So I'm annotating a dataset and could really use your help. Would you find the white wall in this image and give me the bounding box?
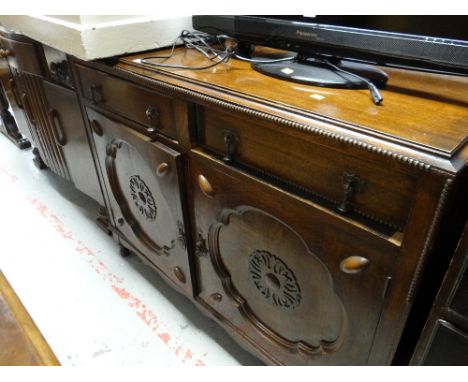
[0,15,192,60]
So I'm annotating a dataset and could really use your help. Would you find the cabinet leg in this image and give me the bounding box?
[0,109,31,150]
[119,245,131,258]
[32,147,47,170]
[96,206,112,236]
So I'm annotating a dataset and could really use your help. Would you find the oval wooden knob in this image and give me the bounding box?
[156,162,169,177]
[340,256,370,274]
[209,293,222,303]
[173,266,186,284]
[90,120,103,136]
[198,174,214,197]
[0,49,12,58]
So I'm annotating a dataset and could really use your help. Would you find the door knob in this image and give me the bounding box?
[340,256,370,274]
[198,174,214,197]
[156,162,169,177]
[0,49,12,58]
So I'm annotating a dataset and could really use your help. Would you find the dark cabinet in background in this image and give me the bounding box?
[411,221,468,365]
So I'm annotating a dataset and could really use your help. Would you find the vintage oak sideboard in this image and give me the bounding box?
[1,29,467,365]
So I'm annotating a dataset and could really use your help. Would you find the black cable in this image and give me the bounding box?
[233,53,296,64]
[139,30,234,71]
[323,59,384,105]
[138,30,384,105]
[139,30,298,71]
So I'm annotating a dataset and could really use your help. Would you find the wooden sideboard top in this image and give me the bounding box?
[115,47,468,171]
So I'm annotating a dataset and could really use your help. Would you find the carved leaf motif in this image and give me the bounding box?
[248,250,301,309]
[208,206,348,356]
[129,175,157,221]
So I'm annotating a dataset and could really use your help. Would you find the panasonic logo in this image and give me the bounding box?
[296,30,318,39]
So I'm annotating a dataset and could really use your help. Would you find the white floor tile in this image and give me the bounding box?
[0,134,263,366]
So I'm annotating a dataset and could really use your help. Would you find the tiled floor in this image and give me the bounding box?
[0,132,263,366]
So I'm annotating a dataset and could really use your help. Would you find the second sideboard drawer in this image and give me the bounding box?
[76,64,178,140]
[196,105,419,232]
[0,34,45,76]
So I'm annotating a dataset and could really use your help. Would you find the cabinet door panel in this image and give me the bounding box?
[43,81,103,204]
[87,108,192,296]
[190,151,397,365]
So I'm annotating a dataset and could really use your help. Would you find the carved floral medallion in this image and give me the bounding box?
[129,175,157,221]
[249,250,301,309]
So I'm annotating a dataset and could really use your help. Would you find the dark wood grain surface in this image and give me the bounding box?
[118,47,468,160]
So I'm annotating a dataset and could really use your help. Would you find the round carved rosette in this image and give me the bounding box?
[249,250,301,310]
[129,175,157,221]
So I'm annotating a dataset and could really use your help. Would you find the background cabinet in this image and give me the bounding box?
[411,221,468,365]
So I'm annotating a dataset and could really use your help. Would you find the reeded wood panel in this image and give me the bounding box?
[87,108,192,296]
[43,80,103,204]
[189,151,398,365]
[13,71,70,180]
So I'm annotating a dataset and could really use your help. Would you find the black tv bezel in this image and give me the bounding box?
[192,15,468,76]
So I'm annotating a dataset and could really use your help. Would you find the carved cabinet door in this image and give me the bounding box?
[87,108,192,296]
[190,151,398,365]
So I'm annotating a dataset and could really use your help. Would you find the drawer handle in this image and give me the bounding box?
[48,108,67,146]
[145,105,160,132]
[90,119,103,136]
[340,256,370,274]
[0,49,12,58]
[223,130,239,163]
[198,174,214,197]
[156,162,169,177]
[89,84,103,105]
[8,79,23,108]
[195,230,208,257]
[338,172,366,214]
[20,92,35,125]
[50,60,71,85]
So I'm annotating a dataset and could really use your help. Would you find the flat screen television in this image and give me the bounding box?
[192,16,468,103]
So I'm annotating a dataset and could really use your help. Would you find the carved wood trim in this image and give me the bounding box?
[406,178,454,303]
[208,205,348,356]
[231,158,404,232]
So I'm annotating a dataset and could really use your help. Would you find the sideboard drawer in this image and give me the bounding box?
[76,64,178,140]
[0,34,45,76]
[196,106,419,232]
